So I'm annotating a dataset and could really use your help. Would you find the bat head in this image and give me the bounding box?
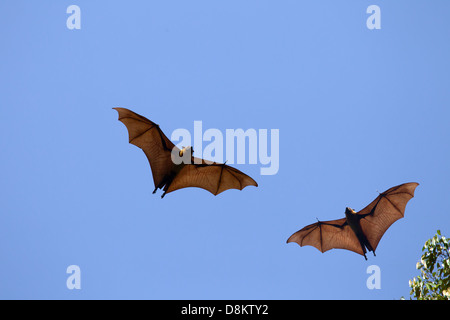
[345,207,357,215]
[179,146,194,157]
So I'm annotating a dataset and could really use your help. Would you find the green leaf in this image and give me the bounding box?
[408,230,450,300]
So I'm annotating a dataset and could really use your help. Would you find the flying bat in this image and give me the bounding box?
[287,182,419,259]
[113,107,258,198]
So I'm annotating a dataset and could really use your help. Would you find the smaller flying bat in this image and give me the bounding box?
[114,107,258,198]
[287,182,419,260]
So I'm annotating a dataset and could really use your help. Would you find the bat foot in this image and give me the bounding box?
[152,188,157,194]
[161,192,166,199]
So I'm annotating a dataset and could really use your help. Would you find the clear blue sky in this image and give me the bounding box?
[1,1,449,299]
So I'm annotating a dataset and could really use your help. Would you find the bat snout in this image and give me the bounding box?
[179,146,194,157]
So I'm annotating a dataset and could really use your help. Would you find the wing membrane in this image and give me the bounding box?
[287,218,365,256]
[357,182,419,251]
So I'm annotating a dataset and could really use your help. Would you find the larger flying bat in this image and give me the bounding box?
[287,182,419,259]
[113,107,258,198]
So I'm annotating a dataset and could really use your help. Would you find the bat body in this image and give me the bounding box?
[344,207,375,257]
[287,182,419,259]
[113,107,258,198]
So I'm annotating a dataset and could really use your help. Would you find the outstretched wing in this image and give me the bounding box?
[113,107,178,189]
[287,218,365,256]
[165,158,258,196]
[357,182,419,252]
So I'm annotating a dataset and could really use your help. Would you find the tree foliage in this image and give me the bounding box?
[409,230,450,300]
